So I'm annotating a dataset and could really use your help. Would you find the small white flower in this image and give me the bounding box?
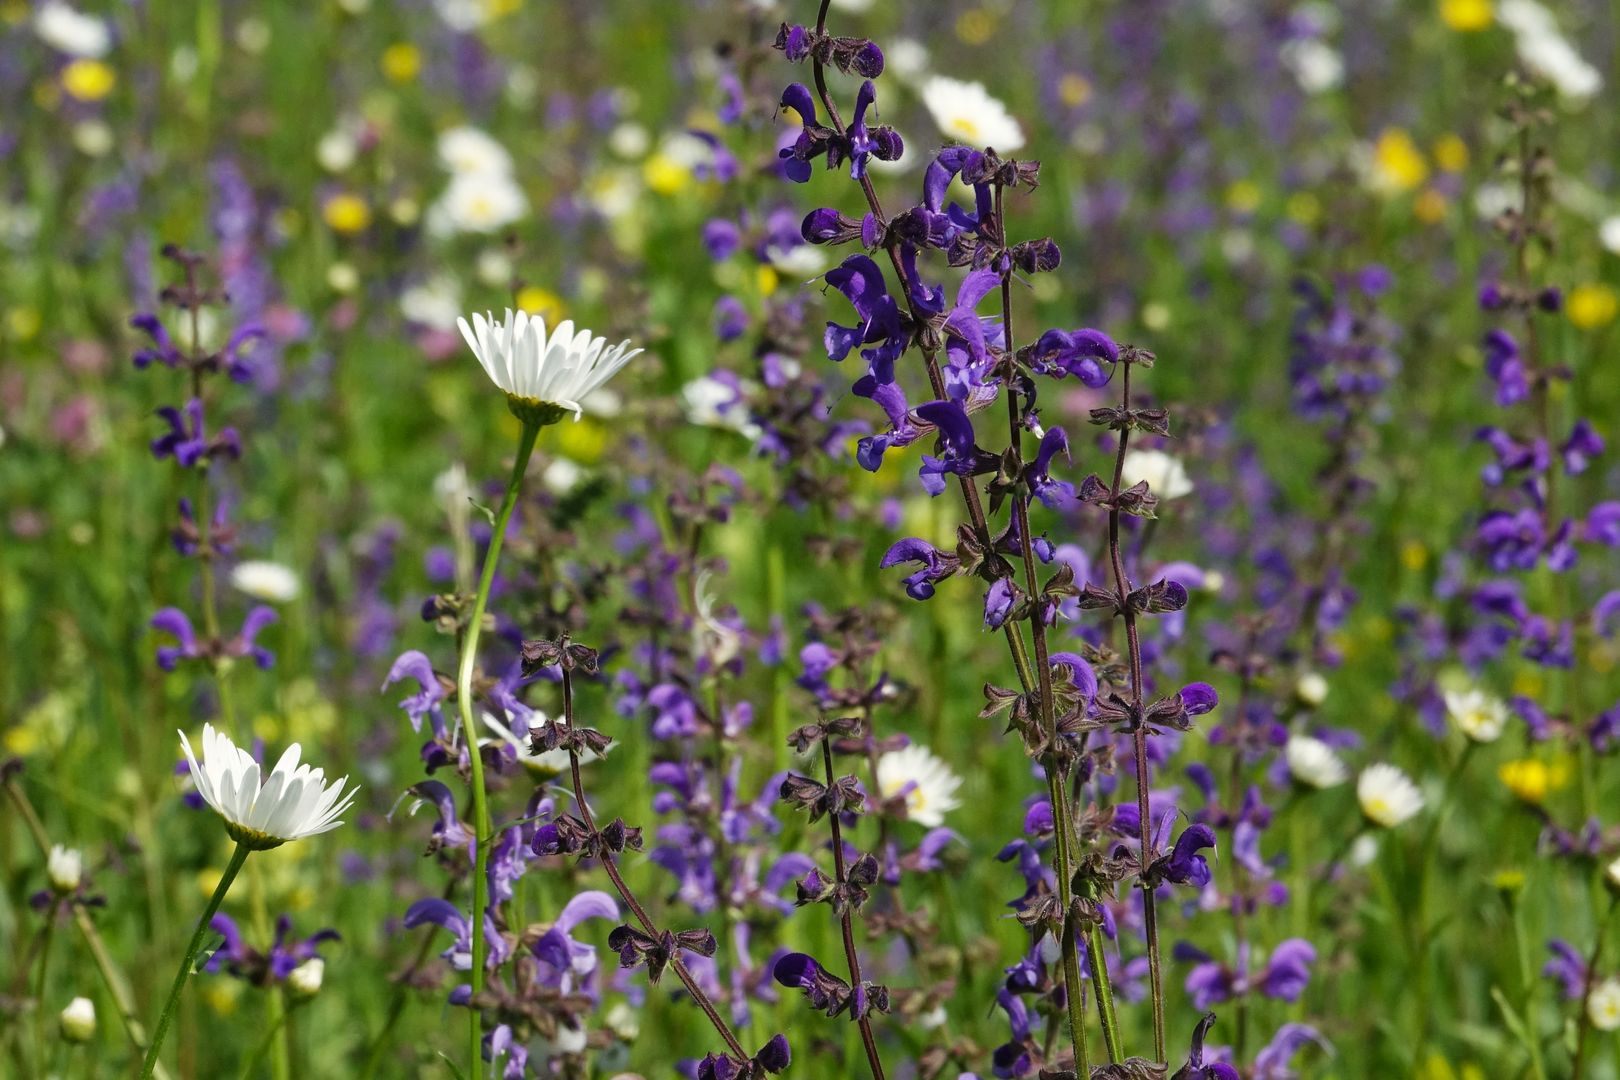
[437,126,515,177]
[230,560,300,604]
[1286,735,1348,789]
[1607,854,1620,890]
[1357,763,1424,828]
[457,310,642,420]
[1280,38,1344,94]
[609,122,650,159]
[886,38,931,83]
[542,457,585,495]
[1444,687,1509,743]
[919,75,1026,152]
[875,744,963,828]
[47,844,83,892]
[1295,671,1329,707]
[287,957,325,998]
[35,1,112,58]
[72,120,114,157]
[681,375,761,440]
[431,171,529,235]
[1498,1,1602,101]
[1602,216,1620,256]
[179,724,357,850]
[317,129,359,173]
[1121,448,1194,500]
[400,276,463,331]
[59,996,96,1043]
[1590,978,1620,1031]
[693,569,743,667]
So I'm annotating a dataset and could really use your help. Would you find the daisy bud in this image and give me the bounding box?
[1294,671,1329,707]
[287,957,324,999]
[47,844,83,893]
[59,996,96,1043]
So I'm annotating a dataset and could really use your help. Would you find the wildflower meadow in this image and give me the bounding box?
[6,0,1620,1077]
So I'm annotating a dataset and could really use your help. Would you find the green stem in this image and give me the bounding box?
[457,420,540,1074]
[1079,882,1125,1061]
[34,916,56,1075]
[1510,891,1549,1080]
[238,1000,293,1080]
[141,842,251,1079]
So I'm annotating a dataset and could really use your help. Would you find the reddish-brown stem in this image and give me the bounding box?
[1105,362,1166,1061]
[819,736,888,1080]
[557,670,748,1060]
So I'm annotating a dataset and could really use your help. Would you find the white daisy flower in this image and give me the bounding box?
[437,126,515,176]
[399,275,463,331]
[34,1,112,59]
[59,997,97,1043]
[179,724,356,850]
[875,744,963,828]
[47,844,83,892]
[1498,1,1602,101]
[431,171,529,235]
[1591,978,1620,1031]
[1121,448,1194,500]
[919,75,1026,152]
[1444,687,1509,743]
[681,375,761,441]
[1285,735,1349,789]
[1356,763,1424,828]
[1279,38,1344,94]
[457,309,642,422]
[230,560,301,604]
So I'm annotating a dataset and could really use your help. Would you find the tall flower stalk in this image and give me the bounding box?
[455,415,539,1071]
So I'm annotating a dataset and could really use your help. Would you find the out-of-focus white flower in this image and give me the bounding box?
[1606,854,1620,890]
[287,957,324,998]
[682,375,761,440]
[326,262,359,293]
[1497,0,1602,101]
[1590,978,1620,1031]
[920,75,1025,152]
[48,844,84,892]
[72,120,114,157]
[179,724,356,849]
[1357,763,1424,828]
[437,126,514,177]
[231,561,300,604]
[317,129,358,173]
[692,569,742,667]
[1121,448,1194,500]
[1286,736,1348,789]
[35,1,112,58]
[235,17,272,54]
[476,248,514,287]
[59,997,97,1043]
[1280,38,1343,93]
[433,0,496,32]
[430,172,528,235]
[886,38,930,83]
[875,744,963,828]
[1601,216,1620,256]
[1444,687,1508,743]
[458,310,642,421]
[543,457,585,495]
[585,168,641,220]
[766,243,827,278]
[400,276,463,331]
[609,123,651,159]
[1295,671,1330,707]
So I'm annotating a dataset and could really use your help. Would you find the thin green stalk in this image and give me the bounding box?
[3,776,170,1079]
[1509,889,1549,1080]
[141,842,251,1079]
[457,419,540,1074]
[34,917,56,1076]
[1572,896,1620,1080]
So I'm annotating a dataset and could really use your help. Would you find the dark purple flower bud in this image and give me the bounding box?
[1180,683,1219,715]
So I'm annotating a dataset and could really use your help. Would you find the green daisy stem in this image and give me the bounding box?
[141,842,251,1079]
[458,418,540,1074]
